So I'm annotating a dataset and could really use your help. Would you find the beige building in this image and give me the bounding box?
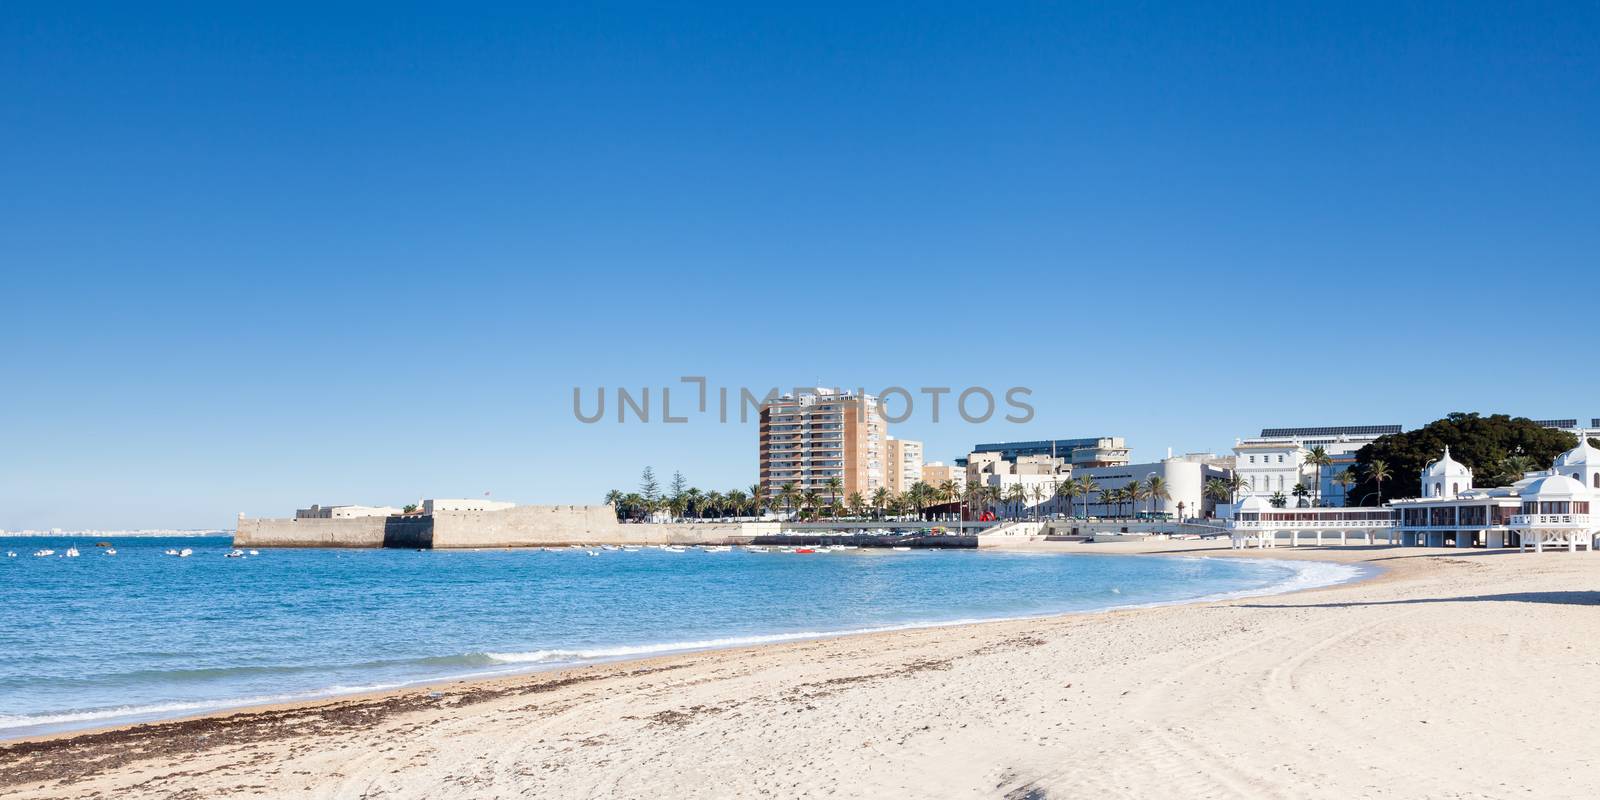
[921,462,967,492]
[882,436,924,495]
[295,504,401,519]
[759,388,886,504]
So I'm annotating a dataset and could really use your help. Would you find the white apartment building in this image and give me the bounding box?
[883,436,924,496]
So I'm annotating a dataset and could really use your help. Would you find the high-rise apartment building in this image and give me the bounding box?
[882,436,924,496]
[759,388,886,504]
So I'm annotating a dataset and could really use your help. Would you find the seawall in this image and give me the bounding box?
[235,505,781,549]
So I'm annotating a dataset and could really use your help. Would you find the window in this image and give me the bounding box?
[1451,482,1459,495]
[1249,456,1256,464]
[1278,455,1284,463]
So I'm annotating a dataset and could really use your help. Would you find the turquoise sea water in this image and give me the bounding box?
[0,535,1362,738]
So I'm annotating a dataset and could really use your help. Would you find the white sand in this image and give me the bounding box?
[6,542,1600,799]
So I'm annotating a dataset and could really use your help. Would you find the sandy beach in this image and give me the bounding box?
[5,542,1599,799]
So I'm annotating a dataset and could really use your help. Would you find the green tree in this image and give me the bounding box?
[846,491,865,519]
[871,487,889,520]
[1349,413,1577,504]
[1366,460,1392,504]
[1291,482,1310,507]
[824,477,844,518]
[1331,470,1356,507]
[1270,491,1288,508]
[640,467,661,505]
[1077,477,1100,518]
[748,483,765,517]
[800,489,822,520]
[778,482,799,520]
[1305,446,1332,506]
[1005,483,1028,519]
[1147,475,1171,517]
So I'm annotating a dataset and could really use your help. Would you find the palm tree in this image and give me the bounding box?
[1077,477,1100,519]
[871,487,889,520]
[1055,479,1081,520]
[1331,470,1356,507]
[1028,483,1047,521]
[1367,459,1392,504]
[908,482,932,520]
[1126,481,1149,518]
[1225,474,1248,505]
[1146,475,1171,518]
[725,490,747,521]
[1291,482,1310,507]
[778,482,799,520]
[824,477,844,519]
[1305,446,1332,506]
[982,484,1002,519]
[887,493,907,521]
[703,490,723,520]
[1269,490,1288,509]
[800,489,822,521]
[846,491,865,519]
[605,489,624,520]
[748,483,765,517]
[1005,484,1028,519]
[937,480,959,521]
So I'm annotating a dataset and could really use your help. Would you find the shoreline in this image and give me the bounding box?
[0,545,1369,743]
[8,541,1598,798]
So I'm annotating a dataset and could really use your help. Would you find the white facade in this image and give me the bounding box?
[1391,442,1600,551]
[1076,457,1228,519]
[1232,425,1398,506]
[423,498,518,514]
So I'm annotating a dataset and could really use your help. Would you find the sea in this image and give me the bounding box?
[0,535,1364,739]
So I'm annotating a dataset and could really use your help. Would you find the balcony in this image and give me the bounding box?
[1510,514,1593,528]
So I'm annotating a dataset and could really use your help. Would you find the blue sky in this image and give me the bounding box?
[3,3,1597,529]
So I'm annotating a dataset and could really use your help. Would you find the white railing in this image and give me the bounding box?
[1231,518,1396,530]
[1510,514,1593,528]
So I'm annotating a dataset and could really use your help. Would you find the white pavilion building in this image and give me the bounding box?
[1391,441,1600,551]
[1229,440,1600,552]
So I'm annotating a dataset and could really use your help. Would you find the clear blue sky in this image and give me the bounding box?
[4,3,1597,529]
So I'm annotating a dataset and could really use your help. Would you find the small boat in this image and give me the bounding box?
[248,550,259,555]
[744,546,769,552]
[704,545,731,552]
[178,548,193,558]
[225,550,245,558]
[891,546,912,551]
[164,549,180,556]
[586,550,600,556]
[65,546,80,558]
[33,549,55,557]
[794,548,817,554]
[103,548,117,556]
[6,551,15,558]
[622,547,641,552]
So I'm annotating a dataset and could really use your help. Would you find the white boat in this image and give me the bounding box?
[64,546,80,557]
[33,549,54,557]
[704,545,732,552]
[622,547,641,552]
[164,549,180,556]
[663,546,687,553]
[6,551,15,558]
[225,550,245,558]
[744,546,770,552]
[586,550,600,556]
[104,548,117,555]
[891,546,912,551]
[178,548,193,558]
[248,550,259,555]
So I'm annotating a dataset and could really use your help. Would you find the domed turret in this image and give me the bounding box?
[1553,439,1600,490]
[1520,473,1587,500]
[1421,446,1473,499]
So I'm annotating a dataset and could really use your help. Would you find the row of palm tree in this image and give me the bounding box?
[611,470,1189,523]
